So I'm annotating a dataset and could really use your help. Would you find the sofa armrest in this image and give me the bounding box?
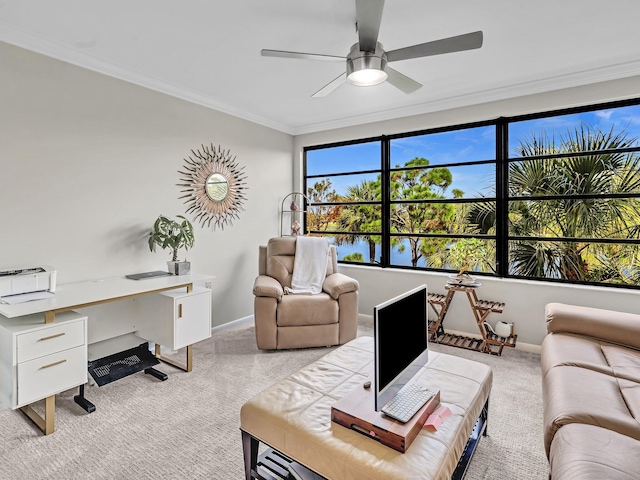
[322,273,359,300]
[253,275,283,301]
[546,302,640,350]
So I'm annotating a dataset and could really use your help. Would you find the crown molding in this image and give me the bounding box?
[291,59,640,135]
[0,23,296,136]
[3,21,640,138]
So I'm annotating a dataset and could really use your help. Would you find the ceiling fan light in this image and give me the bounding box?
[347,68,388,86]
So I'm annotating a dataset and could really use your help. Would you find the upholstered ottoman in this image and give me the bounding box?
[240,336,492,479]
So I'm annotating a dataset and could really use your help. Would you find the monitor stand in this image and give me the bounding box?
[331,379,440,453]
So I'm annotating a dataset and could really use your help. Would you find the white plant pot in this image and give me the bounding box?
[494,321,514,338]
[167,261,191,276]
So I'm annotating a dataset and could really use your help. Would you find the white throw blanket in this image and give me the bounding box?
[285,236,330,295]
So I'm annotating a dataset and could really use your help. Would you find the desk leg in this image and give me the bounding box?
[20,395,55,435]
[155,344,193,372]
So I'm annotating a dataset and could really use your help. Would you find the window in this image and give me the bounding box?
[388,126,496,271]
[306,140,383,264]
[304,99,640,288]
[507,103,640,285]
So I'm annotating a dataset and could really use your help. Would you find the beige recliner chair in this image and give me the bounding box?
[253,237,359,350]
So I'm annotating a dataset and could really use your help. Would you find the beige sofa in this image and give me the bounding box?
[542,303,640,479]
[252,237,359,350]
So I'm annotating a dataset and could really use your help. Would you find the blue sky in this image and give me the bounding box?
[306,104,640,199]
[509,104,640,153]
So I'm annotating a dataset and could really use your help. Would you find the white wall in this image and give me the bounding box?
[295,76,640,349]
[340,266,640,351]
[3,40,639,344]
[0,41,293,328]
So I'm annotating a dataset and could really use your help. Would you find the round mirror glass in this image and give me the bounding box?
[206,173,229,201]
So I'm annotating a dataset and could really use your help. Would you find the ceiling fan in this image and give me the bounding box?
[261,0,483,97]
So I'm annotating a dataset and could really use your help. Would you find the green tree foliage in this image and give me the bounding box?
[509,124,640,282]
[390,158,455,267]
[343,252,365,263]
[448,237,488,275]
[335,179,381,263]
[306,180,341,232]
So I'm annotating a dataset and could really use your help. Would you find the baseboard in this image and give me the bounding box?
[211,315,253,334]
[444,328,541,354]
[209,316,542,354]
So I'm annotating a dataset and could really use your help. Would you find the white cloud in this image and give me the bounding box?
[595,110,613,120]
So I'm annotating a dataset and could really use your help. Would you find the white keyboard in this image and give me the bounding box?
[381,383,435,423]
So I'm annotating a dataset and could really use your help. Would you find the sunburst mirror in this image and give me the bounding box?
[178,144,248,229]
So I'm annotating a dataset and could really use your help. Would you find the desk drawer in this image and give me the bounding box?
[17,345,87,407]
[17,319,85,363]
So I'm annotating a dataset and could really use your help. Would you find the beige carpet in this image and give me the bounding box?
[0,316,549,479]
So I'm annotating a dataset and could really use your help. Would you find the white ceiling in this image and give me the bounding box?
[2,0,640,135]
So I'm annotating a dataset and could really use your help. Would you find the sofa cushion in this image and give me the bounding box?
[266,237,296,287]
[550,423,640,480]
[266,237,334,288]
[542,333,640,384]
[277,293,339,327]
[543,364,640,456]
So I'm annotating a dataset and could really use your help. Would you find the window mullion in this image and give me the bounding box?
[381,136,390,267]
[496,118,509,277]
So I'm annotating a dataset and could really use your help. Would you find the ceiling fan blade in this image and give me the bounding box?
[386,67,422,94]
[355,0,385,52]
[312,73,347,98]
[386,31,483,63]
[261,49,345,62]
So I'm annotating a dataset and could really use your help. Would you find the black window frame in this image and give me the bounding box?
[303,97,640,290]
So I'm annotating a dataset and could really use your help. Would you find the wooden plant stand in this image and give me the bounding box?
[428,284,517,356]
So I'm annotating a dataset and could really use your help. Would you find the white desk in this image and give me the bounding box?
[0,273,214,435]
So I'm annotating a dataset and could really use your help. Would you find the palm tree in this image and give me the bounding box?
[335,179,381,263]
[509,124,640,282]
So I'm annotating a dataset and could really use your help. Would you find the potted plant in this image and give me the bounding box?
[148,215,195,275]
[448,237,487,279]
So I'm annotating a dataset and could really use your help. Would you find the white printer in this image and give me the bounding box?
[0,266,57,299]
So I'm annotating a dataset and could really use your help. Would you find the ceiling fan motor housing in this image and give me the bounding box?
[347,42,388,86]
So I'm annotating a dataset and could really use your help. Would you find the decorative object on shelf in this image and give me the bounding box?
[148,215,195,275]
[178,143,248,230]
[448,237,487,278]
[281,192,308,237]
[494,321,515,338]
[447,274,479,287]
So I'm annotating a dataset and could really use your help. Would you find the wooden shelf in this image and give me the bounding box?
[428,283,516,356]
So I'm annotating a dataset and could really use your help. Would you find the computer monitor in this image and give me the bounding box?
[374,284,429,411]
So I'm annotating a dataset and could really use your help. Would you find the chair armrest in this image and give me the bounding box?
[253,275,283,301]
[322,273,359,300]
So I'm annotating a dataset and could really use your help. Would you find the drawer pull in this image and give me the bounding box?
[178,304,183,318]
[40,359,67,370]
[39,332,66,341]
